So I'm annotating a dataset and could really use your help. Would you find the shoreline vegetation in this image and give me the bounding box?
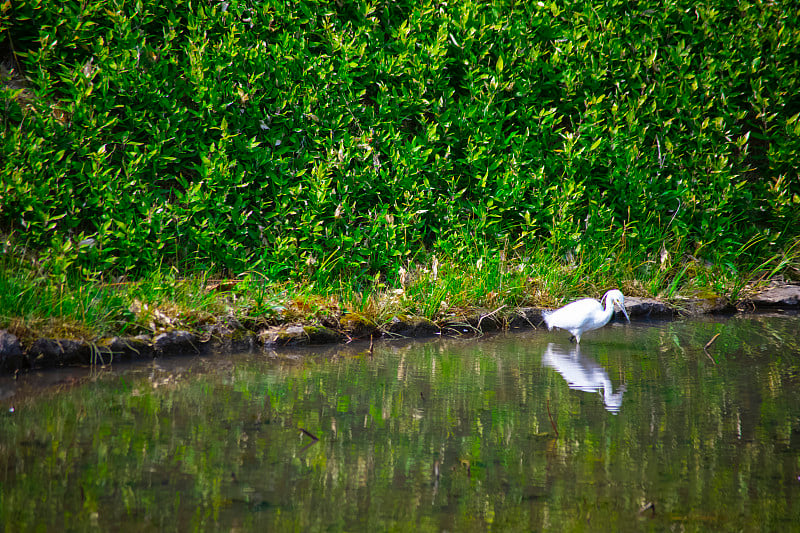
[1,281,800,373]
[2,274,799,374]
[2,0,799,372]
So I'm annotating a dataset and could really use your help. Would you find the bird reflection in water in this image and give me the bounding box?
[542,342,625,414]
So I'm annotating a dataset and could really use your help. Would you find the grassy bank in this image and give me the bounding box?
[2,0,799,340]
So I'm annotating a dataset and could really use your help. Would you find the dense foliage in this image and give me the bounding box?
[2,0,799,284]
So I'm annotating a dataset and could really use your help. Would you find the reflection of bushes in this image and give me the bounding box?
[2,318,798,529]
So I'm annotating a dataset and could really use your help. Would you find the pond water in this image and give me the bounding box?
[2,314,800,531]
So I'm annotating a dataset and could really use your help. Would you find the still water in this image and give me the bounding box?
[2,315,799,531]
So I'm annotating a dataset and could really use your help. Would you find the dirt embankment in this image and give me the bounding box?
[2,284,798,375]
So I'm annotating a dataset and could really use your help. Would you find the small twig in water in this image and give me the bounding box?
[535,309,548,329]
[704,333,720,350]
[300,428,319,441]
[477,305,506,331]
[298,440,318,455]
[514,308,538,329]
[546,399,559,438]
[703,333,720,364]
[638,501,656,517]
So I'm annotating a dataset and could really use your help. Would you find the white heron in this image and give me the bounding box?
[543,289,630,343]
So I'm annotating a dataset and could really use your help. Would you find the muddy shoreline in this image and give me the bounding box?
[1,284,798,375]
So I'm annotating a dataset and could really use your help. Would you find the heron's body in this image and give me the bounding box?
[543,289,630,343]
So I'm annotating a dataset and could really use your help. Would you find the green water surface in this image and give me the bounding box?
[2,315,799,531]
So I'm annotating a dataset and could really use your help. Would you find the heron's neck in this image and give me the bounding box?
[602,295,615,321]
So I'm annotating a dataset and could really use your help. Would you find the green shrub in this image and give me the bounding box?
[2,0,798,286]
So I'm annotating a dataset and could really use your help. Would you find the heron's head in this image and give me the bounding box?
[604,289,630,322]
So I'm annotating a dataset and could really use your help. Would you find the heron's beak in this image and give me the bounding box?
[617,301,630,322]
